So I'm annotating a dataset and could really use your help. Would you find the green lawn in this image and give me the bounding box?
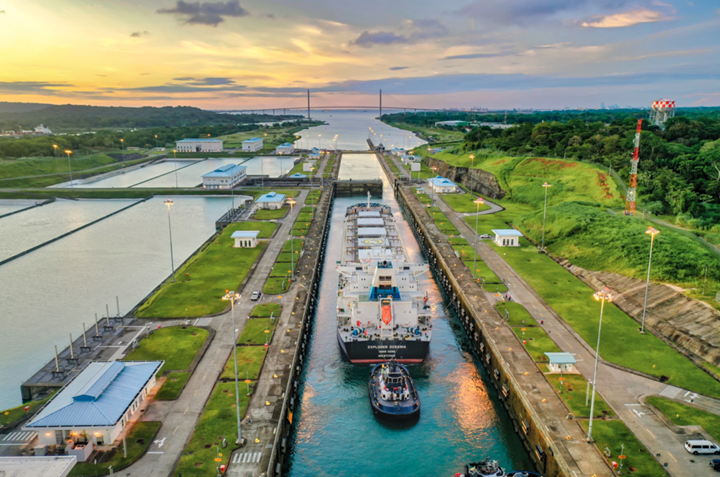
[223,221,277,238]
[441,193,492,213]
[136,228,270,318]
[282,239,304,253]
[579,420,667,477]
[461,259,506,291]
[253,207,287,220]
[270,262,294,277]
[276,252,295,263]
[428,207,460,235]
[238,319,276,345]
[250,303,282,317]
[123,326,208,374]
[156,372,191,401]
[0,393,53,426]
[173,383,250,477]
[496,302,537,326]
[69,422,161,476]
[496,238,720,398]
[647,396,720,443]
[547,373,614,418]
[292,227,309,237]
[402,161,434,179]
[512,327,562,362]
[222,346,267,380]
[263,277,290,295]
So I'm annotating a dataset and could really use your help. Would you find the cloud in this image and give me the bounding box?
[130,30,150,37]
[0,81,70,95]
[173,77,236,85]
[407,19,448,41]
[109,77,246,93]
[455,0,631,26]
[389,66,409,71]
[581,8,669,27]
[157,0,249,26]
[352,31,407,47]
[351,19,448,48]
[96,74,107,77]
[442,53,509,60]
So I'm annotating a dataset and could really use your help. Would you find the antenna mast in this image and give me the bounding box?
[625,119,642,216]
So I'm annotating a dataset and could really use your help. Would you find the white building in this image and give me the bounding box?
[175,138,223,153]
[275,143,295,155]
[427,176,458,193]
[24,361,162,460]
[0,456,77,477]
[492,229,523,247]
[242,137,263,152]
[544,352,577,374]
[232,230,260,248]
[390,148,406,157]
[255,191,286,210]
[34,124,53,135]
[202,164,247,190]
[307,152,321,160]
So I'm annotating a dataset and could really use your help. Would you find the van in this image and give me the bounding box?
[685,440,720,455]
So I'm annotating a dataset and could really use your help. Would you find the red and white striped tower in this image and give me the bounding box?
[650,99,675,128]
[625,119,643,216]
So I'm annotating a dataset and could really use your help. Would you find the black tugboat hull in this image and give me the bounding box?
[338,332,429,364]
[368,363,421,419]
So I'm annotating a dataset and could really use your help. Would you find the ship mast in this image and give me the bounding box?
[367,190,371,208]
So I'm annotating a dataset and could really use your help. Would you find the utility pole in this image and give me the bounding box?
[379,89,382,119]
[307,89,311,121]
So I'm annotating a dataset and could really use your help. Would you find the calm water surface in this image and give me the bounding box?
[284,155,532,476]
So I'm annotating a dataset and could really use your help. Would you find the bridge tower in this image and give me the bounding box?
[379,89,382,119]
[307,89,311,121]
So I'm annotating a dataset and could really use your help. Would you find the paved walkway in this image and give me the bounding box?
[314,152,332,178]
[433,195,717,477]
[127,190,308,477]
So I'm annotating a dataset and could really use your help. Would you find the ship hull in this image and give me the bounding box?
[337,331,428,364]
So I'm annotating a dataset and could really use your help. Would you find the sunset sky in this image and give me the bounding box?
[1,0,719,109]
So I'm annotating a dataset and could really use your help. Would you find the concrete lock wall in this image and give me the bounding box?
[393,182,573,477]
[334,180,383,197]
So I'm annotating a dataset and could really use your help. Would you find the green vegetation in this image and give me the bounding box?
[496,302,537,327]
[383,120,465,143]
[222,346,267,380]
[156,372,191,401]
[173,383,249,477]
[460,260,507,292]
[222,221,277,238]
[441,193,492,213]
[123,326,208,374]
[263,277,290,294]
[282,239,304,253]
[137,223,275,318]
[250,303,282,317]
[254,207,287,220]
[217,121,321,149]
[512,327,561,362]
[70,422,161,476]
[0,393,53,426]
[402,160,434,179]
[579,420,667,477]
[548,373,613,418]
[238,318,276,345]
[270,262,294,277]
[647,396,720,443]
[427,207,460,235]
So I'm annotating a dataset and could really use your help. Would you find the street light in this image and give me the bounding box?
[64,150,74,189]
[472,197,485,280]
[288,198,297,279]
[640,227,660,334]
[587,288,613,443]
[164,199,176,283]
[541,182,552,252]
[469,154,475,168]
[53,144,59,173]
[154,134,158,148]
[430,165,438,204]
[309,167,315,210]
[222,291,245,445]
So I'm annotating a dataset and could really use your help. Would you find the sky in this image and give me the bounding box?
[1,0,719,110]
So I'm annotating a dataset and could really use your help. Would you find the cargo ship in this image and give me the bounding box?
[336,194,432,364]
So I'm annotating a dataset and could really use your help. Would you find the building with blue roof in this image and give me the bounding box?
[275,142,295,155]
[242,137,263,152]
[427,176,458,193]
[201,163,247,190]
[287,173,307,179]
[492,229,523,247]
[175,138,223,153]
[25,361,162,458]
[255,191,286,210]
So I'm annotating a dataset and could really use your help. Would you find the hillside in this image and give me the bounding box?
[0,102,52,114]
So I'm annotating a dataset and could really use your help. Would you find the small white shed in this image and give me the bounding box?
[492,229,523,247]
[232,230,260,248]
[544,352,577,373]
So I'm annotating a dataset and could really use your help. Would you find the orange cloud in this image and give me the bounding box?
[581,8,669,28]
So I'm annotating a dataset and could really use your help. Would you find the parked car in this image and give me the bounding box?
[685,440,720,455]
[710,459,720,471]
[250,291,262,301]
[480,234,491,239]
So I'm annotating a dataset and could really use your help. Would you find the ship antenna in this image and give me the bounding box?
[367,190,371,208]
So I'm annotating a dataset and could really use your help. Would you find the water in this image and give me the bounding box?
[284,155,532,476]
[293,110,426,151]
[0,199,136,262]
[0,201,37,216]
[338,153,383,181]
[138,159,248,188]
[50,161,196,189]
[240,156,296,177]
[0,196,235,408]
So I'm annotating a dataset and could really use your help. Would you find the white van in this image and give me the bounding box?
[685,440,720,455]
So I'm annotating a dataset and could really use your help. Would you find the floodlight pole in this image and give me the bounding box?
[541,182,551,252]
[223,292,244,445]
[640,227,659,334]
[588,289,613,443]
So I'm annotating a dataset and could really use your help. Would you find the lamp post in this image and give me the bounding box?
[288,198,297,279]
[164,199,176,282]
[64,150,74,189]
[52,144,59,173]
[222,291,245,445]
[430,165,438,204]
[472,197,485,280]
[469,154,475,168]
[640,227,660,334]
[154,134,158,148]
[310,166,315,210]
[120,138,124,159]
[587,289,613,443]
[541,182,552,252]
[318,133,321,148]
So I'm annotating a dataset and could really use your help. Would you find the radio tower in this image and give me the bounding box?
[625,119,643,216]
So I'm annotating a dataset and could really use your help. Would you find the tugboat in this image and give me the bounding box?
[454,459,506,477]
[507,472,542,477]
[368,360,420,419]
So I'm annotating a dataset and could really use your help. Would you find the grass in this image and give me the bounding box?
[276,252,294,263]
[237,318,276,345]
[402,160,434,179]
[703,362,720,379]
[253,207,287,220]
[0,393,53,426]
[270,262,294,277]
[69,421,161,476]
[647,396,720,443]
[461,259,507,292]
[123,326,208,374]
[428,207,460,235]
[496,302,537,326]
[264,277,290,294]
[222,221,277,238]
[384,121,465,143]
[282,239,304,253]
[579,420,667,477]
[250,303,282,317]
[156,372,191,401]
[495,237,720,398]
[173,383,249,477]
[512,327,562,362]
[547,373,613,418]
[222,346,267,380]
[136,224,273,318]
[216,122,317,148]
[441,193,492,213]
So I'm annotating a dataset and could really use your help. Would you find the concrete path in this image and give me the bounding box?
[433,195,717,477]
[314,152,332,178]
[127,191,308,477]
[460,197,504,216]
[385,153,411,179]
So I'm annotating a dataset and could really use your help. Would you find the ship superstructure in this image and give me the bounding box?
[336,193,431,363]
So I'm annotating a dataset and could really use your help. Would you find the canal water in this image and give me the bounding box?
[0,196,235,408]
[284,154,532,476]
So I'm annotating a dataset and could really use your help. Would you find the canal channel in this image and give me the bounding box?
[283,153,533,476]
